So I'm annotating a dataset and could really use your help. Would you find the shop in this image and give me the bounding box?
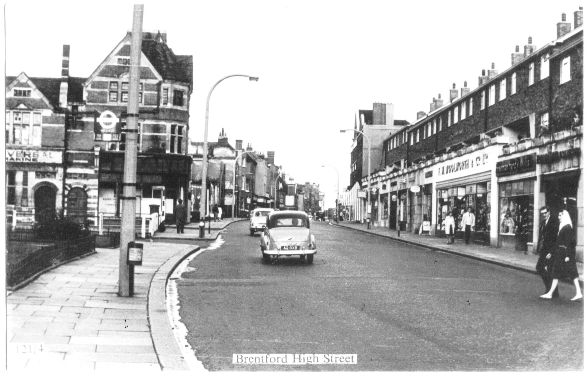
[432,145,501,245]
[496,154,537,252]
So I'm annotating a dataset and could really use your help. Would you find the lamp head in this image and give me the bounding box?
[249,76,259,82]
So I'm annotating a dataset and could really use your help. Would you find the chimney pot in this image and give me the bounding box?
[491,62,495,69]
[528,36,533,44]
[464,81,467,87]
[482,69,486,75]
[438,93,441,99]
[562,13,567,22]
[515,45,520,52]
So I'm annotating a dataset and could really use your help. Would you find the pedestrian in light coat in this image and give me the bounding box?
[540,209,583,301]
[462,207,475,245]
[444,211,455,244]
[535,206,559,297]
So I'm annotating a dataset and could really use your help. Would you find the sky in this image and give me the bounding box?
[2,0,582,207]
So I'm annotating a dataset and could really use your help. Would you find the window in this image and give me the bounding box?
[427,122,432,137]
[540,54,550,80]
[14,89,31,97]
[173,90,184,106]
[468,98,473,116]
[162,88,169,105]
[7,171,16,205]
[122,82,129,91]
[109,82,118,90]
[480,91,486,110]
[528,63,535,86]
[121,91,129,103]
[488,85,495,106]
[560,56,571,84]
[511,73,517,95]
[109,91,118,102]
[460,102,466,120]
[448,111,452,127]
[141,123,167,153]
[453,107,459,123]
[410,132,414,146]
[21,172,28,206]
[416,129,420,143]
[13,112,22,123]
[539,112,550,134]
[117,58,131,65]
[33,112,41,125]
[499,79,506,101]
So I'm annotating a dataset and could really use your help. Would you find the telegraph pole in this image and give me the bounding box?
[119,4,143,297]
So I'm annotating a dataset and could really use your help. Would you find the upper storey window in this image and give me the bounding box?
[173,90,185,106]
[528,63,535,86]
[560,56,571,84]
[14,89,31,97]
[540,54,550,80]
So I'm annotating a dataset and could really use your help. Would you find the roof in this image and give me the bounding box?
[5,75,85,108]
[135,33,193,85]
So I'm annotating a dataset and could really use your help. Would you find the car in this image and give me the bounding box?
[260,210,317,264]
[249,208,273,236]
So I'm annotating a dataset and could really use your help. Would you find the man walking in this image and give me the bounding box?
[175,199,187,234]
[462,207,475,245]
[536,206,559,297]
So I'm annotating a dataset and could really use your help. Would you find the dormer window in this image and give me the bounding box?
[14,89,31,97]
[117,57,131,65]
[173,90,185,106]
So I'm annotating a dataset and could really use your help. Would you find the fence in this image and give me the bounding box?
[94,212,162,239]
[6,234,96,288]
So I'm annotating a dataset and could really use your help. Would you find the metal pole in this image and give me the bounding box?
[199,75,258,223]
[119,4,143,297]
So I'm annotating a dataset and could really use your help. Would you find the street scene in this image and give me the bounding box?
[3,0,585,373]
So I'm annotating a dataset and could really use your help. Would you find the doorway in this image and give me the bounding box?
[35,185,57,222]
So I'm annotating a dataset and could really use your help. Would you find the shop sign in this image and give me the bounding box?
[496,154,536,177]
[97,110,119,130]
[425,171,433,179]
[436,147,499,181]
[537,148,581,164]
[410,186,421,193]
[357,191,367,198]
[391,194,397,201]
[6,149,62,163]
[422,221,431,232]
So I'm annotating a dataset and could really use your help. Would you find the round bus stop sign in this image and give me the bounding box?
[97,110,119,130]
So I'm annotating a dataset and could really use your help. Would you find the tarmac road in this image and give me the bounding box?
[175,220,583,371]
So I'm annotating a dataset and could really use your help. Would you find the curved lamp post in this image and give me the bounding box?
[321,164,340,223]
[340,128,371,228]
[200,74,258,221]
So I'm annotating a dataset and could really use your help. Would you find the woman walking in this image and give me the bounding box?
[540,209,583,301]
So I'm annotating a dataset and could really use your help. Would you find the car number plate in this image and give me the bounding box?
[281,245,299,250]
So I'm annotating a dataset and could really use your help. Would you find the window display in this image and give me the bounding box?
[437,181,491,236]
[499,179,534,242]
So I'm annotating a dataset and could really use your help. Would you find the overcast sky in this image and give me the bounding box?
[3,0,581,206]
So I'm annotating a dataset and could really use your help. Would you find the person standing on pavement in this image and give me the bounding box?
[535,206,560,297]
[218,206,223,221]
[175,199,187,234]
[444,211,455,244]
[540,209,583,301]
[462,207,475,245]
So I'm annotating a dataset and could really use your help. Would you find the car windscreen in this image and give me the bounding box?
[268,215,309,229]
[255,210,272,217]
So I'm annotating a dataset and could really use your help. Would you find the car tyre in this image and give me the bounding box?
[250,229,254,236]
[262,253,270,264]
[307,254,314,264]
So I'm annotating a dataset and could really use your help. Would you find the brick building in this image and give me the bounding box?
[368,9,583,257]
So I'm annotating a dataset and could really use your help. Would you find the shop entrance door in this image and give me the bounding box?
[390,200,397,229]
[67,187,88,224]
[543,172,579,227]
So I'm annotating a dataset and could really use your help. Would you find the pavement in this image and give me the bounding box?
[331,220,583,283]
[6,217,582,371]
[5,218,244,372]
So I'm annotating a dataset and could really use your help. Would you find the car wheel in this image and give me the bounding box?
[307,254,314,264]
[250,229,254,236]
[299,255,305,261]
[262,253,270,264]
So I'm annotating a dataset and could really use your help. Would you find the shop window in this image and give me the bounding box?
[21,172,28,206]
[560,56,571,84]
[436,182,491,234]
[499,180,534,241]
[7,171,16,205]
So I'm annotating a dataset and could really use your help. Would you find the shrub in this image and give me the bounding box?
[33,216,89,240]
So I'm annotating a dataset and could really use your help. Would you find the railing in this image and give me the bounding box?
[96,212,162,238]
[7,234,96,288]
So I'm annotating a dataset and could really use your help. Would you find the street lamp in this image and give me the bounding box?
[340,128,372,228]
[321,164,340,223]
[200,75,258,221]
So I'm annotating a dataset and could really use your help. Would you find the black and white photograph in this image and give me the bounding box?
[2,0,584,373]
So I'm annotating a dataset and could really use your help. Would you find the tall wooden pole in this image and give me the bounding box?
[119,4,143,297]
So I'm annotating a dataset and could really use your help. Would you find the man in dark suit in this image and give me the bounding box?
[175,199,187,234]
[535,206,559,297]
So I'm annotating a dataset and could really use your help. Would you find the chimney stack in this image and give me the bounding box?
[429,97,436,113]
[478,69,489,86]
[461,81,470,97]
[488,62,498,79]
[267,151,275,165]
[449,83,459,102]
[417,111,427,120]
[434,94,443,110]
[557,13,572,38]
[246,143,253,151]
[524,36,535,57]
[59,44,70,108]
[235,139,243,151]
[511,45,524,66]
[574,6,583,28]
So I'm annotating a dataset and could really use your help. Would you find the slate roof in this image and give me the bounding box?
[136,33,193,86]
[5,76,85,108]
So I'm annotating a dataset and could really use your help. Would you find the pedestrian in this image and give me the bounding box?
[175,199,186,234]
[462,207,475,245]
[218,206,223,221]
[212,204,219,222]
[540,209,583,301]
[444,211,455,244]
[535,206,559,297]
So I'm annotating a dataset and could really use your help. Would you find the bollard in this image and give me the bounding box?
[199,221,205,238]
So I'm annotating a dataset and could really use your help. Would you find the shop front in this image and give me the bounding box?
[432,145,501,245]
[496,154,537,252]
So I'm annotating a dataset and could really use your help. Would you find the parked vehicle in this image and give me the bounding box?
[249,208,273,236]
[260,210,317,264]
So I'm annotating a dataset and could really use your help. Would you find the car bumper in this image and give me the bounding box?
[263,249,317,256]
[250,226,266,231]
